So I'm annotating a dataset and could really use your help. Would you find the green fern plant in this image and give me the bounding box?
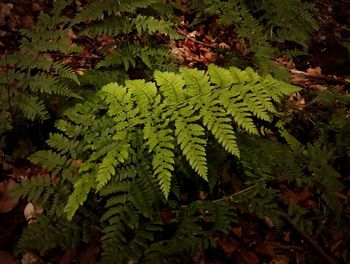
[10,65,299,263]
[0,0,181,155]
[189,0,317,77]
[250,0,319,50]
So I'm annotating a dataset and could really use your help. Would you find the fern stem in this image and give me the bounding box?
[213,179,277,203]
[281,212,338,264]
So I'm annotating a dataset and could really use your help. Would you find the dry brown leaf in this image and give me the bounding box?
[269,254,289,264]
[58,248,77,264]
[239,249,259,264]
[217,236,239,256]
[160,208,173,225]
[280,185,299,205]
[306,66,322,77]
[255,241,276,258]
[21,252,45,264]
[0,251,16,264]
[264,216,274,228]
[0,3,12,19]
[31,3,42,13]
[22,15,34,29]
[232,227,242,237]
[288,93,305,111]
[24,202,35,222]
[78,238,100,264]
[218,42,230,49]
[0,178,19,213]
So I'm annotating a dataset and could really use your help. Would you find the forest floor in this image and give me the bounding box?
[0,0,349,264]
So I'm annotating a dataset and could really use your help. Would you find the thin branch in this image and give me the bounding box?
[281,213,338,264]
[175,27,216,48]
[290,69,350,85]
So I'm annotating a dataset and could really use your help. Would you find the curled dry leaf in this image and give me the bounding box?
[288,92,305,111]
[21,251,45,264]
[0,178,19,213]
[306,66,322,77]
[24,202,35,222]
[218,42,230,49]
[24,202,44,223]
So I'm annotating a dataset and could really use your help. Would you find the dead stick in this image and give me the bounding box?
[290,69,350,85]
[281,213,338,264]
[175,27,216,48]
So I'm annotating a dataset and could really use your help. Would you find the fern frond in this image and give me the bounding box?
[97,42,173,71]
[10,175,52,203]
[64,173,95,220]
[71,0,162,25]
[96,143,130,190]
[28,150,68,174]
[144,121,175,198]
[12,93,49,122]
[46,133,79,157]
[175,120,208,180]
[28,74,78,97]
[154,71,186,103]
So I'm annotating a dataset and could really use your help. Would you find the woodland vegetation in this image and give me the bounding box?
[0,0,349,263]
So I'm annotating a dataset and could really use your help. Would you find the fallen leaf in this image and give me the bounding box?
[0,3,12,18]
[22,15,34,29]
[31,3,42,12]
[239,249,259,264]
[24,202,35,222]
[160,208,173,225]
[0,178,19,213]
[0,251,16,264]
[21,251,45,264]
[280,185,298,204]
[306,67,322,77]
[78,238,100,264]
[232,227,242,237]
[218,42,230,49]
[217,236,239,256]
[264,216,274,228]
[255,241,275,258]
[269,254,289,264]
[58,248,77,264]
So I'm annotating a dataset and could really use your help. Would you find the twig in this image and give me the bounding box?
[290,69,350,85]
[281,213,338,264]
[175,27,216,48]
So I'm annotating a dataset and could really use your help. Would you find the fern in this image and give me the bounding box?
[15,65,298,262]
[251,0,318,49]
[80,14,179,38]
[15,214,90,255]
[71,0,162,25]
[12,93,49,122]
[29,150,69,175]
[10,175,53,204]
[97,42,176,72]
[33,65,298,219]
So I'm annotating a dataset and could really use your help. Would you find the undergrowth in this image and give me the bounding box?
[1,0,348,263]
